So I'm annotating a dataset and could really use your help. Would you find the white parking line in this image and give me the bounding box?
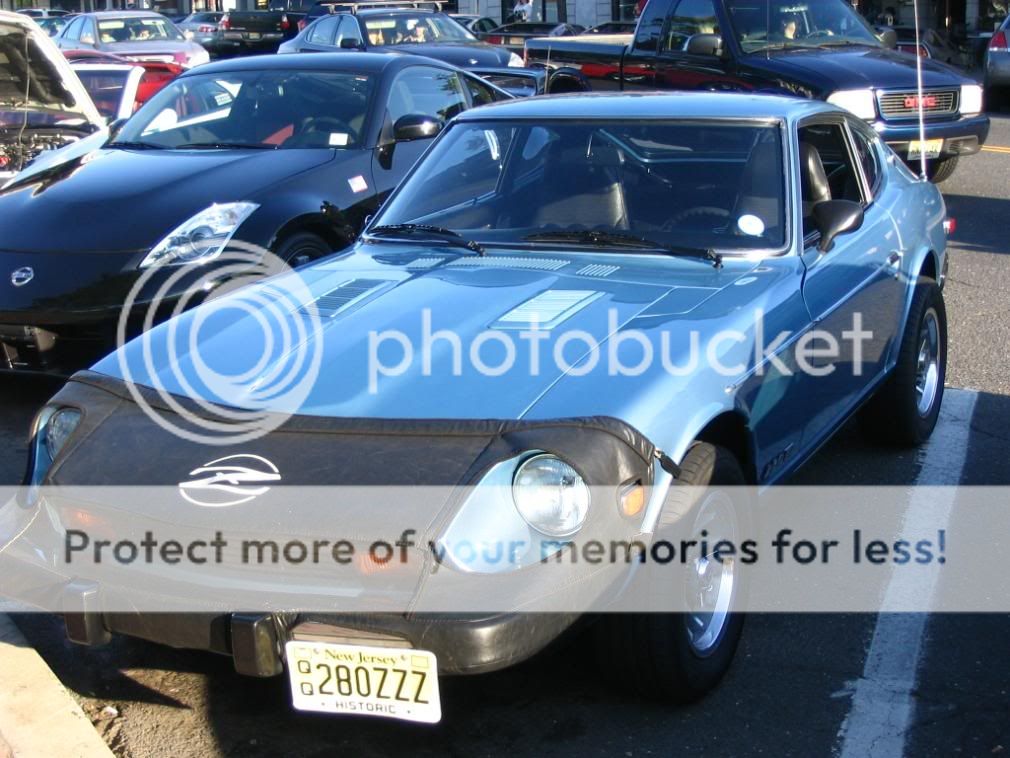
[835,388,978,758]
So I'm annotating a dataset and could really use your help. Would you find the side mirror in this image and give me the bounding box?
[339,37,363,49]
[876,27,897,48]
[393,114,442,142]
[685,32,722,56]
[813,199,864,253]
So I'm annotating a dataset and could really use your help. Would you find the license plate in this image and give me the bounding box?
[908,138,943,160]
[509,36,524,45]
[285,641,440,723]
[247,32,262,40]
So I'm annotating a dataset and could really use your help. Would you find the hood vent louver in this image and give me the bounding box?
[295,279,388,319]
[492,289,602,330]
[576,263,620,278]
[447,257,569,271]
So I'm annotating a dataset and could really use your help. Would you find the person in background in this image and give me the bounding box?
[512,0,534,22]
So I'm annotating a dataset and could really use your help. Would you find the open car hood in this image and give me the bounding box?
[0,11,104,128]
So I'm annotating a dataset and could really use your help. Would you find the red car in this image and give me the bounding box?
[63,49,183,118]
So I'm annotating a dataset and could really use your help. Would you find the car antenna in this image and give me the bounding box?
[912,0,928,180]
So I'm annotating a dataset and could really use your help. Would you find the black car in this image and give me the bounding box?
[278,8,524,67]
[0,53,510,373]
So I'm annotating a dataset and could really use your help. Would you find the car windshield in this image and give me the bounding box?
[363,14,475,45]
[371,120,787,254]
[74,69,132,119]
[98,17,185,43]
[726,0,880,53]
[115,69,375,149]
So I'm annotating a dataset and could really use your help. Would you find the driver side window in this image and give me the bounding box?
[386,67,467,126]
[662,0,719,53]
[797,122,863,238]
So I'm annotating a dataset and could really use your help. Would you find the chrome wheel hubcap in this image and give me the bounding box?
[685,491,737,655]
[915,307,941,417]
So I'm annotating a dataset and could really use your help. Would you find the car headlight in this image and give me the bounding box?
[512,454,590,537]
[139,202,258,268]
[44,408,82,463]
[507,52,523,67]
[960,84,983,115]
[827,89,877,120]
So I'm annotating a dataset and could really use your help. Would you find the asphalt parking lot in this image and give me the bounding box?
[2,116,1009,758]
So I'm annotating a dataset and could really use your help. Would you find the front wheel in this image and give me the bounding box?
[926,155,959,183]
[860,279,947,446]
[274,231,332,267]
[593,443,749,703]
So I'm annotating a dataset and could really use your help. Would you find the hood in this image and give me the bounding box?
[743,45,973,94]
[382,41,512,67]
[0,147,335,252]
[96,246,749,420]
[0,12,103,127]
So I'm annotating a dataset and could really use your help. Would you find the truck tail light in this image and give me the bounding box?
[281,14,290,30]
[486,34,502,44]
[219,14,230,30]
[990,30,1008,52]
[198,24,214,32]
[943,217,956,236]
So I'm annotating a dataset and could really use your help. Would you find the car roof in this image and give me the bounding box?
[455,91,833,122]
[180,50,441,77]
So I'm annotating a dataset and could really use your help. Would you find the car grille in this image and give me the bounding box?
[877,89,959,119]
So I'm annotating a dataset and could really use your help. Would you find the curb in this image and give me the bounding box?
[0,614,113,758]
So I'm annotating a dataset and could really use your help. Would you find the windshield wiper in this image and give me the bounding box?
[106,140,167,150]
[175,142,280,150]
[523,230,722,268]
[367,224,486,256]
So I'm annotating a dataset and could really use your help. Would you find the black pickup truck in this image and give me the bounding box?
[525,0,988,181]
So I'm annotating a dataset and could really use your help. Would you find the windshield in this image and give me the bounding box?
[115,69,375,149]
[372,120,786,254]
[726,0,880,53]
[363,14,476,45]
[75,69,131,119]
[98,17,185,43]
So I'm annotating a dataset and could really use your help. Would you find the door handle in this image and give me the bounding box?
[887,251,903,278]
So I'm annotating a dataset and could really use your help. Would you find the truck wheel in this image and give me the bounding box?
[859,279,946,446]
[593,443,749,703]
[926,156,958,183]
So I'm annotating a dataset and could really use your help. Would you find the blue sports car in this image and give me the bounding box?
[14,92,950,718]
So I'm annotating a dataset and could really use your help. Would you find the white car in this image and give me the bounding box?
[0,11,105,183]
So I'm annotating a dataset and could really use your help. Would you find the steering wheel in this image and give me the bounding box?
[663,206,731,230]
[287,116,353,147]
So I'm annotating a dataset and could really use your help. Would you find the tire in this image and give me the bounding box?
[593,443,750,703]
[860,279,947,447]
[926,155,958,183]
[274,231,332,267]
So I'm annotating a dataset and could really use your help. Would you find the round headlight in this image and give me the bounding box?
[512,454,590,537]
[44,408,82,462]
